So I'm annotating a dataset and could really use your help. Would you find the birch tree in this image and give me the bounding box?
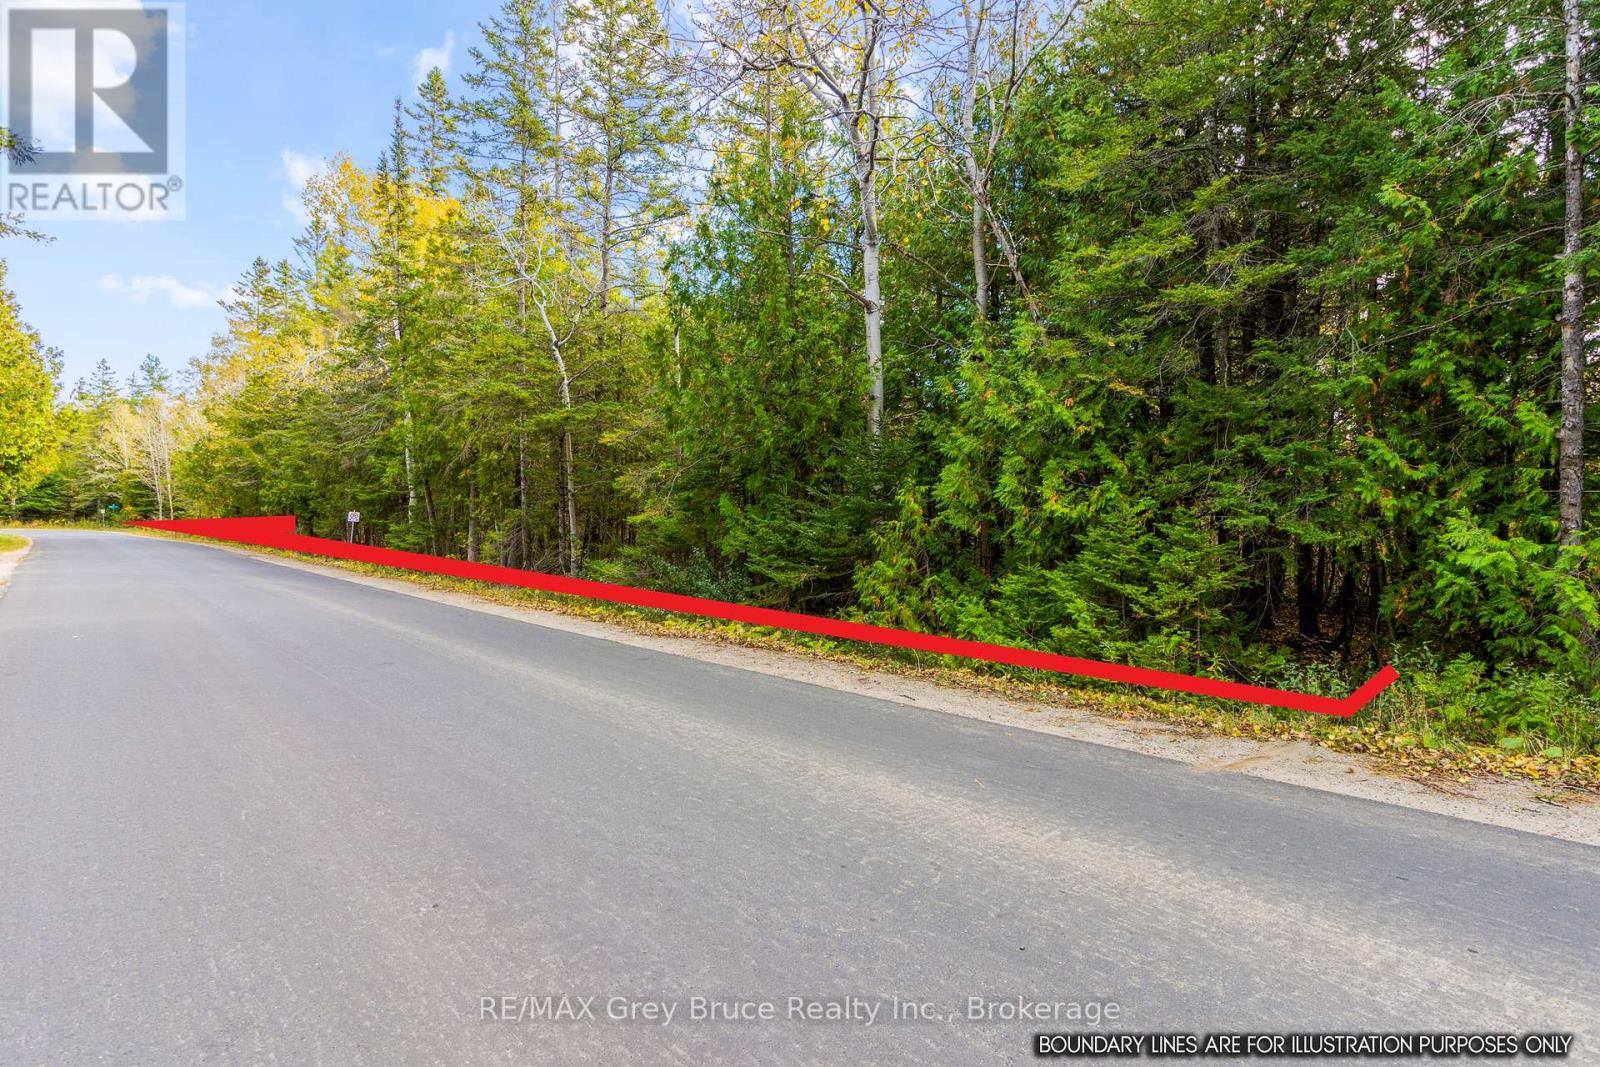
[706,0,928,436]
[941,0,1067,321]
[92,391,199,520]
[1558,0,1588,546]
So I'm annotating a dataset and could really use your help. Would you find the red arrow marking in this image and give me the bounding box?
[130,515,1399,717]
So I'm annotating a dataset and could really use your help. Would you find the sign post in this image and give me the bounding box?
[346,511,360,543]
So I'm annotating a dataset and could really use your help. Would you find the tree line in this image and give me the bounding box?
[4,0,1597,742]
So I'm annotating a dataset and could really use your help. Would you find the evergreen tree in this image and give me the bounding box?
[0,262,60,513]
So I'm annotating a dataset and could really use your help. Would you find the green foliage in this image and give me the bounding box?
[1362,651,1600,758]
[865,0,1598,711]
[653,81,882,607]
[1423,518,1596,673]
[0,262,61,509]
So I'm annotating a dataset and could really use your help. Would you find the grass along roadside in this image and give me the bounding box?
[0,534,30,553]
[98,522,1598,796]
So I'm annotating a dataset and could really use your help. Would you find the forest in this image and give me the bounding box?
[2,0,1596,752]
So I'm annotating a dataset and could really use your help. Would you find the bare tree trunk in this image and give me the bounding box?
[1559,0,1587,546]
[553,337,580,576]
[534,298,581,577]
[516,430,528,566]
[394,314,416,524]
[422,479,437,552]
[715,4,892,433]
[862,192,884,436]
[960,6,989,322]
[551,0,566,253]
[560,424,579,575]
[970,194,989,323]
[856,37,885,438]
[552,4,580,575]
[600,167,614,328]
[402,407,416,522]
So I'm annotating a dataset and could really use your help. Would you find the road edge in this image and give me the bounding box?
[0,534,31,599]
[102,528,1595,847]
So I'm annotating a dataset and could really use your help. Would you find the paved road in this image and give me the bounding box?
[1,530,1596,1065]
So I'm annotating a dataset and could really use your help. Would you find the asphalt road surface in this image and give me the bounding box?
[2,530,1597,1065]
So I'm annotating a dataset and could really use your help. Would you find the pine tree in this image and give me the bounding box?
[463,0,579,571]
[563,0,690,553]
[408,67,461,199]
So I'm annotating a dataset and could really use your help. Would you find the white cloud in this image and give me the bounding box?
[411,30,455,87]
[99,273,236,310]
[279,148,326,222]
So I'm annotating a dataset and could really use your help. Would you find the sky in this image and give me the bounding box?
[3,0,485,392]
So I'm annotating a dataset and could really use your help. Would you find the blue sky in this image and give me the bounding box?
[5,0,479,391]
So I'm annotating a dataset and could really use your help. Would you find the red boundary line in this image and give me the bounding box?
[130,515,1399,717]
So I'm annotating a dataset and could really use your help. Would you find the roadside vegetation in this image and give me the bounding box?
[0,535,28,554]
[3,0,1597,775]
